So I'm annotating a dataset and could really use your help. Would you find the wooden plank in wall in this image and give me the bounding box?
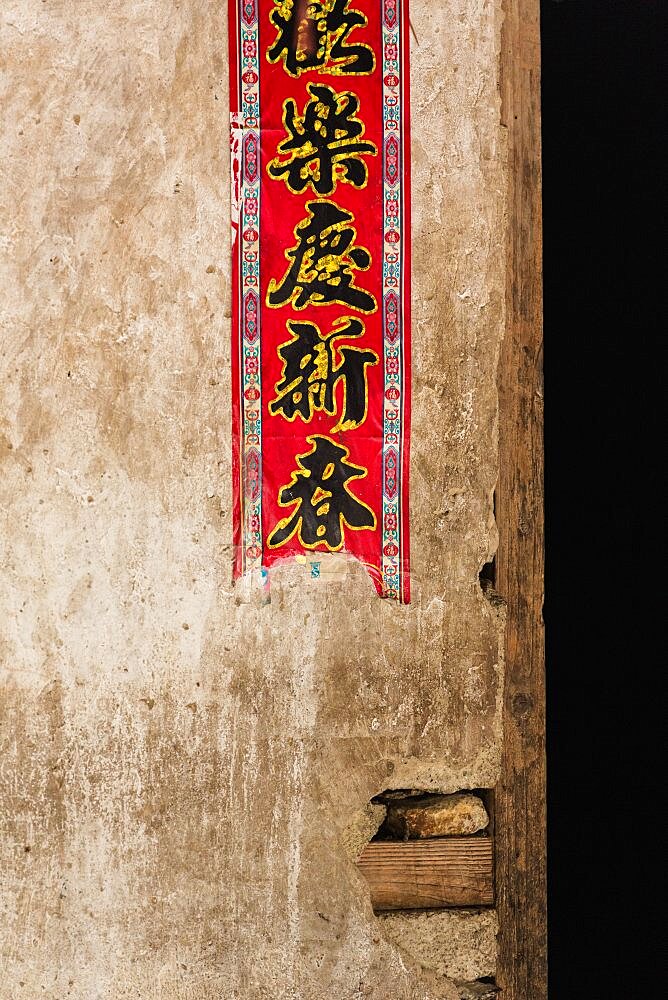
[495,0,547,995]
[356,837,494,911]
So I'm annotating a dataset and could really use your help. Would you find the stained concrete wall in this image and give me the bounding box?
[0,2,506,998]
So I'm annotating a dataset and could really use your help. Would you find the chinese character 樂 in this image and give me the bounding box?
[268,83,377,195]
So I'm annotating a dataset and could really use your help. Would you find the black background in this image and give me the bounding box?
[542,1,663,994]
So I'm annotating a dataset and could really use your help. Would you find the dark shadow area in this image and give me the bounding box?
[542,0,662,993]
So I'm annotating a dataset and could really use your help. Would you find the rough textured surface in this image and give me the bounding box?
[0,1,506,997]
[377,910,498,982]
[495,0,546,994]
[342,803,387,862]
[385,793,489,839]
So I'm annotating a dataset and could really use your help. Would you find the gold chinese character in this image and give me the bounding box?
[268,83,376,195]
[267,0,375,77]
[267,199,377,313]
[269,316,378,430]
[267,435,376,551]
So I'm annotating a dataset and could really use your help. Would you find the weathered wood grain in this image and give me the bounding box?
[496,0,546,995]
[356,837,494,911]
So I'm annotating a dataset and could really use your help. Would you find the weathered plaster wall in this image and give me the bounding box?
[0,2,506,998]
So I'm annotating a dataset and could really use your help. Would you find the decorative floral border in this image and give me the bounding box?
[381,0,407,601]
[237,1,263,575]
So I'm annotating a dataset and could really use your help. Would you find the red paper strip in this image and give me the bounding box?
[230,0,411,601]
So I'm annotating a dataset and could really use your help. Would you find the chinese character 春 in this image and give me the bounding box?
[267,200,377,313]
[267,435,376,551]
[267,0,375,78]
[269,316,378,430]
[268,83,377,195]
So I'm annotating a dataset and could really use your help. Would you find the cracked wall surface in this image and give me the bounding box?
[0,2,506,997]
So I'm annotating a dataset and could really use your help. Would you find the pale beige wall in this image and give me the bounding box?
[0,2,506,998]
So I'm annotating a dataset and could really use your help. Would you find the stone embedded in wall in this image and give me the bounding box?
[385,793,489,839]
[377,908,498,983]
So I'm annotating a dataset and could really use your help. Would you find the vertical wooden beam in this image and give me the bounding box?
[495,0,546,996]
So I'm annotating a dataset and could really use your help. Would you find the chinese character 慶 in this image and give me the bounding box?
[267,0,375,78]
[268,83,377,195]
[268,435,376,551]
[267,200,377,313]
[269,316,378,430]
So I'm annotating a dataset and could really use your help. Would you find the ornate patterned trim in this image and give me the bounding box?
[237,6,262,574]
[381,0,407,601]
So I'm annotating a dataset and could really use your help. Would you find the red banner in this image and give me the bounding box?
[230,0,411,601]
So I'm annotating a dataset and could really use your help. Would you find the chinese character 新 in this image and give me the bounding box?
[269,316,378,430]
